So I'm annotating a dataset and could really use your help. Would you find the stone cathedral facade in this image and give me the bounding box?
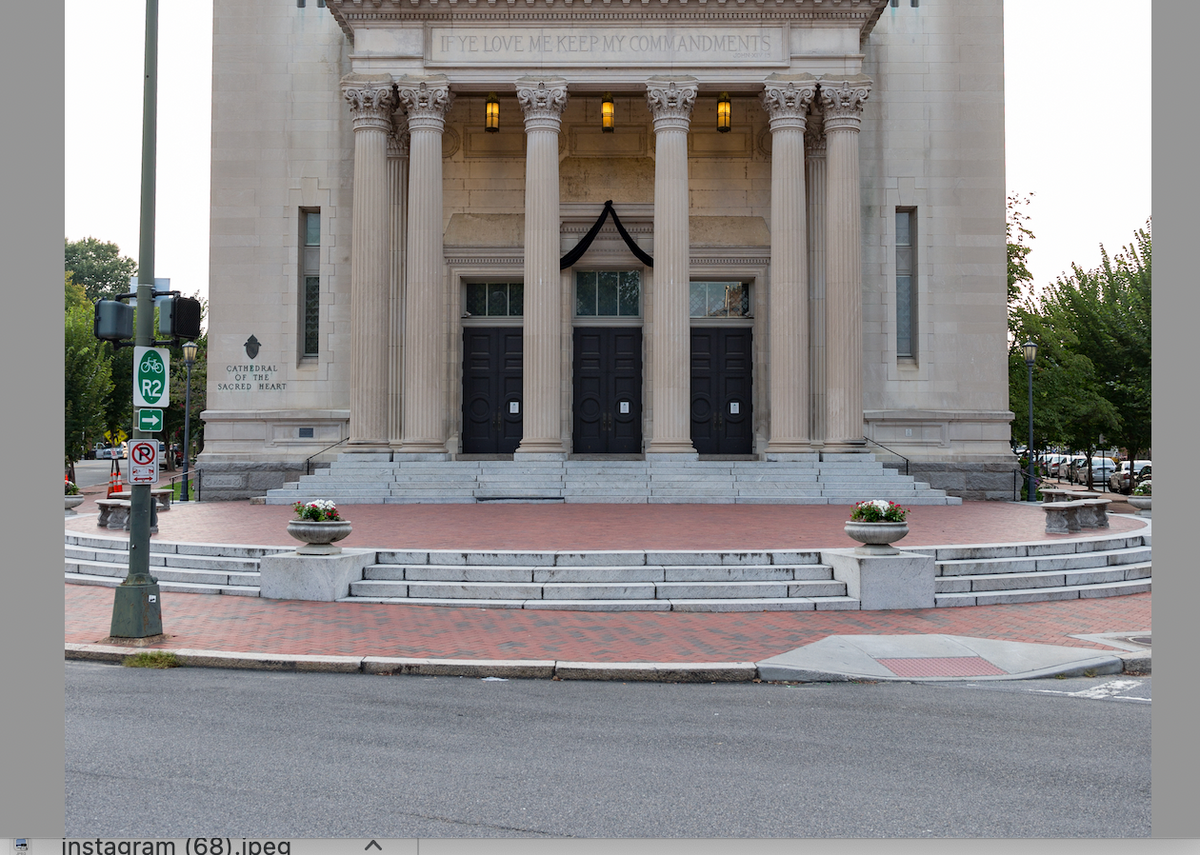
[199,0,1016,500]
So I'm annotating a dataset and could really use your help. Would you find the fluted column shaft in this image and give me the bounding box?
[762,75,816,453]
[387,115,409,445]
[819,75,871,450]
[343,75,396,449]
[645,77,698,454]
[515,77,569,455]
[806,113,827,444]
[397,76,454,453]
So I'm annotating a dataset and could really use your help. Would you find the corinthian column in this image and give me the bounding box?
[806,108,827,445]
[762,74,817,455]
[645,76,698,455]
[387,112,409,446]
[342,74,396,451]
[819,74,872,452]
[515,77,569,456]
[396,75,454,454]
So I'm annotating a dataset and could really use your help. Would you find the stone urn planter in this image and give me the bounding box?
[1127,496,1151,516]
[286,519,353,555]
[844,521,910,555]
[65,494,85,513]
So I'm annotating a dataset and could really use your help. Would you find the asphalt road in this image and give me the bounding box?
[65,662,1151,838]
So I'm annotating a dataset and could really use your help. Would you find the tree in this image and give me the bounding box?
[65,237,138,303]
[1007,219,1152,486]
[1006,192,1036,317]
[65,288,114,466]
[1041,222,1151,467]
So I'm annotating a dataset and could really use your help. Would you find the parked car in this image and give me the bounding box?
[1075,457,1117,488]
[1108,460,1151,494]
[1044,454,1068,477]
[1064,455,1087,482]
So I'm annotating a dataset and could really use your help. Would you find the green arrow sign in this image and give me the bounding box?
[134,346,170,408]
[137,409,164,432]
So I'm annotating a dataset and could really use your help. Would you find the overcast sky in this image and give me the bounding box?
[63,0,1151,303]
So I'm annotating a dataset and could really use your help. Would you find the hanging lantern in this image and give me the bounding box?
[717,93,732,133]
[601,93,615,133]
[485,93,499,133]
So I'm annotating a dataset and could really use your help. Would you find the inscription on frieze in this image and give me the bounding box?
[429,26,785,66]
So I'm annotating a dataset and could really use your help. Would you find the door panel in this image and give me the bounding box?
[462,328,523,454]
[573,328,642,454]
[691,328,753,455]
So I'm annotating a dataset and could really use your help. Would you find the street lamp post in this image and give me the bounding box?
[1023,340,1038,503]
[180,340,197,502]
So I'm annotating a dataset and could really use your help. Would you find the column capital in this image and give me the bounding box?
[804,106,826,156]
[818,74,872,132]
[387,109,410,159]
[342,74,396,133]
[515,77,569,132]
[761,73,818,133]
[396,75,455,132]
[646,76,698,131]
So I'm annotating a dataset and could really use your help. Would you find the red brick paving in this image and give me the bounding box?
[65,497,1145,551]
[65,585,1150,663]
[65,494,1150,663]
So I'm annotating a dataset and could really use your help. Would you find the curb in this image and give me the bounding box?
[64,643,1150,682]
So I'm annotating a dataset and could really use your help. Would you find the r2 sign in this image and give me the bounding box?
[134,346,170,408]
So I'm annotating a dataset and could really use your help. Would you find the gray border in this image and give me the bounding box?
[1153,0,1192,837]
[9,0,67,836]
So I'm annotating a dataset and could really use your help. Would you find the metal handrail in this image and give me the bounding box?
[861,436,909,476]
[306,437,349,476]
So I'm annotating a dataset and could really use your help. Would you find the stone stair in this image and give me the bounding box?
[63,533,284,596]
[919,533,1152,606]
[265,453,962,506]
[64,529,1150,611]
[344,549,858,612]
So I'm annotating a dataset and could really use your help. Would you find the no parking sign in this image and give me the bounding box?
[128,440,159,485]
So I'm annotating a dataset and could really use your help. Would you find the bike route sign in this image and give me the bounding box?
[134,346,170,408]
[128,440,159,485]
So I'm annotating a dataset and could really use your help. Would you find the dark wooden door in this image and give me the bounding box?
[573,327,642,454]
[462,328,523,454]
[691,328,753,455]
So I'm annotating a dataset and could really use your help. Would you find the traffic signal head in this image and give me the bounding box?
[159,296,203,339]
[93,300,134,342]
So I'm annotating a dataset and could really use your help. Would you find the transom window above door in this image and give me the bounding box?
[575,270,641,317]
[690,281,750,318]
[466,282,523,317]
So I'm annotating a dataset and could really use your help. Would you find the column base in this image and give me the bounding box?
[765,451,820,463]
[395,451,451,461]
[821,440,869,454]
[645,450,700,461]
[345,441,392,454]
[645,441,698,456]
[514,449,569,461]
[516,439,567,456]
[766,440,815,454]
[397,440,449,454]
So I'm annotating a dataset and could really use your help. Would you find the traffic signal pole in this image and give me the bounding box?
[111,0,162,638]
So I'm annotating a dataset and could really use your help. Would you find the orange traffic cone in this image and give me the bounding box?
[107,465,121,497]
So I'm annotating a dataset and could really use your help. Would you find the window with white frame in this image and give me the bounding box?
[301,209,320,357]
[895,209,915,359]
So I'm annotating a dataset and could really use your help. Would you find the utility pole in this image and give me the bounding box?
[110,0,162,637]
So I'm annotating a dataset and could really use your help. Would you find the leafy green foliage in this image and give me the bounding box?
[65,297,114,465]
[65,237,138,303]
[1008,216,1151,462]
